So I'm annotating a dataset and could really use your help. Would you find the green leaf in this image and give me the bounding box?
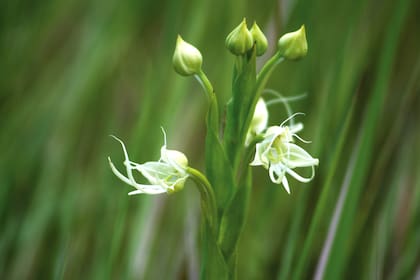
[200,221,229,280]
[205,95,235,216]
[224,48,257,165]
[218,169,252,263]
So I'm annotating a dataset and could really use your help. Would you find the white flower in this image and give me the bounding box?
[108,129,189,195]
[250,114,318,194]
[245,98,268,146]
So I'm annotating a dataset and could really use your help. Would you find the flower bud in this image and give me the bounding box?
[250,22,268,56]
[225,18,254,56]
[173,35,203,76]
[164,149,189,169]
[277,25,308,60]
[250,98,268,134]
[246,98,268,145]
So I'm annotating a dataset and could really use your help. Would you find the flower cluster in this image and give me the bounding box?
[109,21,316,195]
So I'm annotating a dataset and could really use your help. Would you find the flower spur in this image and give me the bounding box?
[108,129,189,195]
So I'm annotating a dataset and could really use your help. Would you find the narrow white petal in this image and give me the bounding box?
[128,185,167,195]
[161,127,168,147]
[292,133,311,144]
[286,165,315,183]
[269,166,279,183]
[128,189,164,195]
[144,187,168,194]
[250,143,264,166]
[110,135,137,185]
[108,157,133,186]
[279,112,305,127]
[128,190,145,195]
[269,164,284,184]
[282,176,291,194]
[128,160,142,168]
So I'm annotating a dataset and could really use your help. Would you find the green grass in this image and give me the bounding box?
[1,0,419,279]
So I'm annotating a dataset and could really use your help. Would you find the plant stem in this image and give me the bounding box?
[240,52,284,148]
[195,70,215,102]
[195,70,220,136]
[256,52,284,95]
[187,167,218,232]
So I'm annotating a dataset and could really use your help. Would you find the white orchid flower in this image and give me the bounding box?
[250,113,319,194]
[246,98,269,146]
[108,129,189,195]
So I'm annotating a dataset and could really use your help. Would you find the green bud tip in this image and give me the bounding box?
[225,18,254,56]
[250,21,268,56]
[277,25,308,60]
[173,35,203,76]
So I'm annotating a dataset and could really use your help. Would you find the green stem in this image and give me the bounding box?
[195,70,215,101]
[195,70,220,135]
[256,52,284,95]
[187,167,218,232]
[240,53,284,149]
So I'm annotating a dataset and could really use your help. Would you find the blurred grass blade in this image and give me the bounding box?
[320,0,412,277]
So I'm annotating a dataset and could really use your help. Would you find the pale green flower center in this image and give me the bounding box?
[268,136,286,163]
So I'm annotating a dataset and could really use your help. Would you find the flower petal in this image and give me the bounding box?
[283,143,319,168]
[110,135,138,184]
[108,157,133,185]
[128,184,167,195]
[269,163,285,184]
[282,176,291,194]
[285,165,315,183]
[250,142,265,166]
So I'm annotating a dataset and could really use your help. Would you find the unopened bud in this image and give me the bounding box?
[250,22,268,56]
[173,35,203,76]
[225,18,254,56]
[277,25,308,60]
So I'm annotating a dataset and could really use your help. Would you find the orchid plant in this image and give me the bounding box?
[109,19,318,279]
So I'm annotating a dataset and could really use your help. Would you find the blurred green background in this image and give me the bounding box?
[1,0,419,279]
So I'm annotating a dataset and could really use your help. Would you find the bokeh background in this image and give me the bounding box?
[1,0,419,279]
